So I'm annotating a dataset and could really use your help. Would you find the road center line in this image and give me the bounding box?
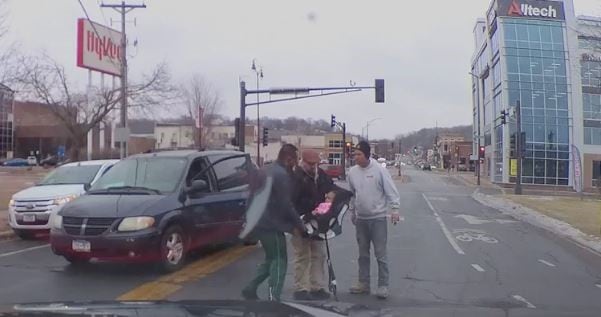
[422,193,465,255]
[538,259,556,267]
[117,245,256,301]
[0,244,50,258]
[512,295,536,309]
[471,264,485,272]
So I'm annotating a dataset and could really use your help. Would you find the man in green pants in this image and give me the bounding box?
[242,144,306,301]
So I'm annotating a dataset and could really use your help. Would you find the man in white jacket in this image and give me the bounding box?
[348,141,401,299]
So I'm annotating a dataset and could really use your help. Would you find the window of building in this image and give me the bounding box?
[328,140,343,148]
[328,153,342,165]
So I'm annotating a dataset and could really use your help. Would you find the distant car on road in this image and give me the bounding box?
[8,160,118,239]
[3,158,29,167]
[421,164,432,171]
[26,156,38,166]
[50,150,254,272]
[40,155,59,167]
[319,163,343,179]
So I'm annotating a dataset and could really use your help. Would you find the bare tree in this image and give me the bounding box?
[17,55,174,159]
[178,74,223,148]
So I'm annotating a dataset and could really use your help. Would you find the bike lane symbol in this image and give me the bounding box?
[453,229,498,244]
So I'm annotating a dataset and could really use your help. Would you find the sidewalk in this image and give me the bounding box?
[0,210,12,240]
[450,171,500,189]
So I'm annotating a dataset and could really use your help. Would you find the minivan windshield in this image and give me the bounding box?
[90,157,187,194]
[38,165,101,185]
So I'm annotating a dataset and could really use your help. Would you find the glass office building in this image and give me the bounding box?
[472,0,601,189]
[503,18,570,185]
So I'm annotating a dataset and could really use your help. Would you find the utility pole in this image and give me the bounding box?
[398,139,402,177]
[251,60,263,165]
[239,81,247,152]
[515,100,522,195]
[341,122,346,181]
[101,1,146,159]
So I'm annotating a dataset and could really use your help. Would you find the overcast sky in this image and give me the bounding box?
[4,0,601,139]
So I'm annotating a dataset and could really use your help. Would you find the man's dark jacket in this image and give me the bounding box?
[292,167,337,216]
[254,161,305,234]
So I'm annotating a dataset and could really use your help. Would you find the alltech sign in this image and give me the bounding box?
[497,0,565,20]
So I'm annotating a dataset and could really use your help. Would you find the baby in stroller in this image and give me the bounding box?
[312,191,336,216]
[303,188,353,240]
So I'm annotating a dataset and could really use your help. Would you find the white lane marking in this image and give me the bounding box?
[473,187,480,195]
[596,284,601,289]
[455,214,517,225]
[428,197,448,201]
[471,264,485,272]
[512,295,536,309]
[422,193,465,255]
[0,244,50,258]
[538,259,556,267]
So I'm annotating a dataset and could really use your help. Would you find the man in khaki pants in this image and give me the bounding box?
[291,149,338,300]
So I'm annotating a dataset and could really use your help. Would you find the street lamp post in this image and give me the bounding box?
[251,59,263,165]
[364,118,382,141]
[469,72,481,186]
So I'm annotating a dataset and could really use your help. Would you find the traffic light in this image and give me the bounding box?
[500,110,507,125]
[262,127,269,147]
[375,79,385,103]
[330,114,336,128]
[510,133,516,158]
[478,146,485,159]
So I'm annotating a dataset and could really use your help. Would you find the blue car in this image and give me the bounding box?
[3,158,29,167]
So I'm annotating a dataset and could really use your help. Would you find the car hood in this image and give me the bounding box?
[12,184,85,201]
[59,194,168,218]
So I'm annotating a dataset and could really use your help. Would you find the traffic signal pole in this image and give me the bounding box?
[515,100,522,195]
[238,80,384,153]
[341,123,346,181]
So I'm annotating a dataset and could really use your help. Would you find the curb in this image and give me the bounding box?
[0,230,15,241]
[472,192,601,257]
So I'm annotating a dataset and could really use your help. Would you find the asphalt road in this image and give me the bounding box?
[1,168,601,316]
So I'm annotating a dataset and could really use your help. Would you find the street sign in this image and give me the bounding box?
[510,159,517,176]
[114,127,130,142]
[470,154,478,161]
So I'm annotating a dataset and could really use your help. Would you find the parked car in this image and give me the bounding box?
[319,163,343,179]
[50,150,254,272]
[26,156,38,166]
[457,164,468,172]
[8,160,118,239]
[40,155,59,167]
[421,164,432,171]
[3,158,29,167]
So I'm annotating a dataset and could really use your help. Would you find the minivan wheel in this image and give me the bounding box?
[160,225,186,272]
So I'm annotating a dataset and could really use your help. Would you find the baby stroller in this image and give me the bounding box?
[301,188,353,300]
